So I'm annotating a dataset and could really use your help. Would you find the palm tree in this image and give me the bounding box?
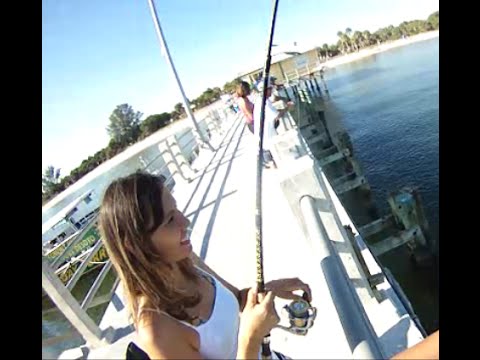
[399,22,408,38]
[329,44,340,57]
[362,30,372,47]
[42,166,61,194]
[352,31,363,51]
[337,31,352,53]
[370,33,380,46]
[427,11,439,29]
[316,47,324,60]
[386,25,395,40]
[322,43,330,58]
[345,28,354,52]
[337,31,345,53]
[375,29,388,42]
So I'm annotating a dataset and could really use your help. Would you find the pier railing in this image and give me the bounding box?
[300,195,384,359]
[276,84,428,357]
[271,86,387,357]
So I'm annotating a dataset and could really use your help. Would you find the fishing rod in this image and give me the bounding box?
[255,0,280,358]
[255,2,319,359]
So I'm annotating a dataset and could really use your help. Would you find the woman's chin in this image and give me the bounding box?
[183,243,193,254]
[178,242,193,259]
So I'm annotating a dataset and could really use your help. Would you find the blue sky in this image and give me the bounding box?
[42,0,438,175]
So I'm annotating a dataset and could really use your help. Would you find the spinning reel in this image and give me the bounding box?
[276,292,317,336]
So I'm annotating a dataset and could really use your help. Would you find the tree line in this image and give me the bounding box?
[42,87,224,203]
[317,11,438,58]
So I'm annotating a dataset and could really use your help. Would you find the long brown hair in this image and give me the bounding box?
[98,171,201,325]
[236,81,251,98]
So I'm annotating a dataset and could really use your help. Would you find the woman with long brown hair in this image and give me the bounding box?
[99,171,312,359]
[236,81,255,134]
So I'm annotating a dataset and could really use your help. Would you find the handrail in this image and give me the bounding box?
[176,129,191,141]
[143,157,172,175]
[299,195,384,359]
[139,148,169,169]
[50,217,99,270]
[81,261,113,310]
[65,239,105,290]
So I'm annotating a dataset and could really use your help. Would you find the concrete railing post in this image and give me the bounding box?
[168,136,196,181]
[42,259,111,349]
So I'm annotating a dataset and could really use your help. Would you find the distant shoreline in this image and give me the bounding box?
[316,30,439,72]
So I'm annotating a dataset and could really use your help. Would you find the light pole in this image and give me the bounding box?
[147,0,214,151]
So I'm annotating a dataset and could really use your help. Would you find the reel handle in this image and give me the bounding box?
[302,292,316,322]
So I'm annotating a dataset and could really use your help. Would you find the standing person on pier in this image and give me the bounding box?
[269,77,291,104]
[236,81,255,134]
[254,77,293,168]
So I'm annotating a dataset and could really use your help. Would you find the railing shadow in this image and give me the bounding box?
[183,118,244,229]
[181,116,244,215]
[199,123,246,260]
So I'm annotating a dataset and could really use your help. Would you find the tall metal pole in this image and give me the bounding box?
[147,0,214,151]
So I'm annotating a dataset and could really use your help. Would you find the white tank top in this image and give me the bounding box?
[140,267,284,359]
[186,267,240,359]
[184,268,284,360]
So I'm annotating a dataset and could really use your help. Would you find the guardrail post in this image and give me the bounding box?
[168,136,196,181]
[157,137,194,183]
[42,259,111,349]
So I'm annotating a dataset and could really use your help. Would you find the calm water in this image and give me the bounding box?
[324,38,439,333]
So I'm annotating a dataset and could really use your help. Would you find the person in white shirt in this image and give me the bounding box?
[253,77,293,168]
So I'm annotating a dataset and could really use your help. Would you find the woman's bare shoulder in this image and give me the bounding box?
[137,311,202,359]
